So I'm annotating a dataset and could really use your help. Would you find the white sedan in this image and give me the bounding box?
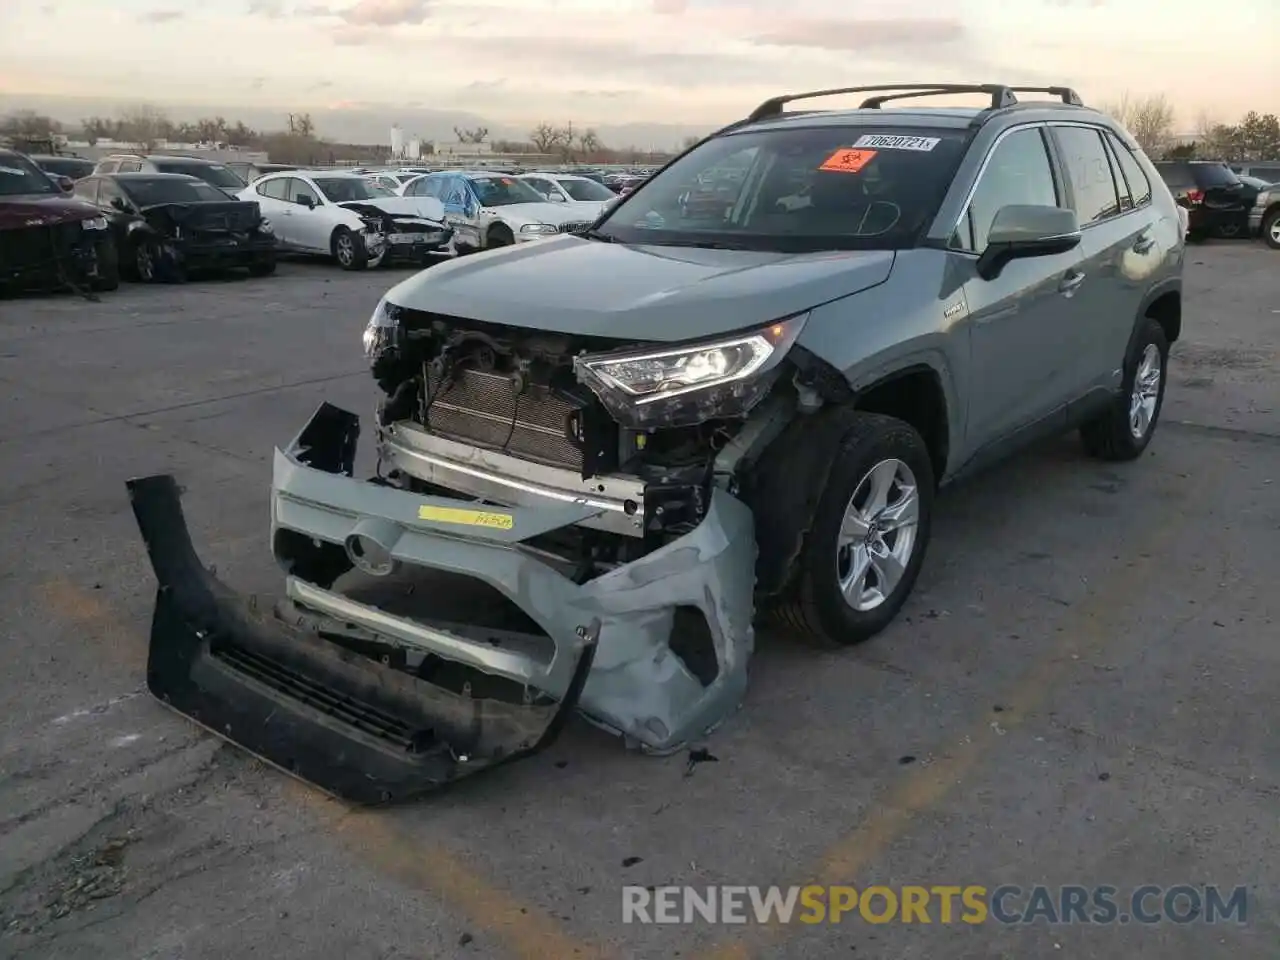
[239,170,450,269]
[517,172,614,216]
[397,171,602,252]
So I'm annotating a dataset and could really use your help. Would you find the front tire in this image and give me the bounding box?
[487,225,514,248]
[133,237,159,282]
[773,412,935,647]
[1262,208,1280,250]
[331,227,368,271]
[1080,317,1169,461]
[248,255,277,277]
[91,237,120,291]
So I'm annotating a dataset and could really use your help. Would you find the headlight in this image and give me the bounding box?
[519,223,557,235]
[81,216,109,231]
[574,314,807,428]
[362,297,401,361]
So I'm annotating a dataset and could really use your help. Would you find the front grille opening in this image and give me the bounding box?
[670,606,720,688]
[338,566,558,672]
[212,642,439,753]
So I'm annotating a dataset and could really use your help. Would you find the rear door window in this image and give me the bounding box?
[1052,125,1122,225]
[1106,135,1152,208]
[257,177,289,200]
[118,160,142,173]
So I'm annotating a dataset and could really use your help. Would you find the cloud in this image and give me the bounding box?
[652,0,687,13]
[338,0,432,25]
[750,17,965,52]
[247,0,283,16]
[308,79,335,90]
[295,2,334,13]
[249,76,266,90]
[139,9,184,22]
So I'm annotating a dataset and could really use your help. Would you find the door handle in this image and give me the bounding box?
[1058,270,1086,296]
[1132,232,1155,254]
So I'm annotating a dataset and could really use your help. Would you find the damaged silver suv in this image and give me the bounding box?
[128,83,1184,804]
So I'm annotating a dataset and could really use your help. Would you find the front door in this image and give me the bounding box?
[954,125,1087,449]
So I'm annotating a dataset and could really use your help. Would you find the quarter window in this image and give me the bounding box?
[952,127,1058,252]
[1054,126,1122,225]
[73,178,100,204]
[1107,134,1152,207]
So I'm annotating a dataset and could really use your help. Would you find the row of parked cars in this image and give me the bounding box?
[1152,159,1280,248]
[0,147,660,295]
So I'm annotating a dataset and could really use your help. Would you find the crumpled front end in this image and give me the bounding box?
[268,403,758,754]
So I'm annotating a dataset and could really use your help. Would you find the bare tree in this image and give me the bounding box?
[0,110,61,138]
[117,105,172,150]
[1099,92,1175,155]
[529,122,558,153]
[576,128,602,157]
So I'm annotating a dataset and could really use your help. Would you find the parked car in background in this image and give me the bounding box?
[91,155,248,198]
[226,161,298,183]
[1247,180,1280,249]
[517,171,615,216]
[0,148,118,295]
[73,172,276,282]
[1152,160,1250,241]
[29,154,95,182]
[398,170,596,251]
[1231,162,1280,183]
[241,170,451,269]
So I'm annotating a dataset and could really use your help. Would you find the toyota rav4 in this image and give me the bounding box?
[128,83,1184,804]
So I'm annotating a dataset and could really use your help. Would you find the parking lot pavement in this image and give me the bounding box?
[0,245,1276,959]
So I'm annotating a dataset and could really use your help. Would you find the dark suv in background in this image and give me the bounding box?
[1152,160,1250,241]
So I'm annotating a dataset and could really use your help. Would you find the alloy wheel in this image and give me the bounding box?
[835,458,920,612]
[136,243,155,281]
[1128,343,1162,440]
[336,234,355,266]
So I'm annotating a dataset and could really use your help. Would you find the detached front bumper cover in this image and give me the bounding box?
[126,474,597,806]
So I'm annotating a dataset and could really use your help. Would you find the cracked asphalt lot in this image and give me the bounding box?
[1,243,1277,959]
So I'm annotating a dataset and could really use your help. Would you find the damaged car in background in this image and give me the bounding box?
[127,82,1184,804]
[75,172,277,281]
[240,170,453,270]
[1,147,118,296]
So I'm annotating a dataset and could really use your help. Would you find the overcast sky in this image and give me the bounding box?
[1,0,1272,132]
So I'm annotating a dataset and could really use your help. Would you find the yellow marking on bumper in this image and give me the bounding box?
[418,504,514,530]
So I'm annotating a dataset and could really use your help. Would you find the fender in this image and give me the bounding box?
[1130,276,1182,356]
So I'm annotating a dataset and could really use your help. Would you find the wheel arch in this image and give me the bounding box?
[1135,280,1181,349]
[743,356,951,599]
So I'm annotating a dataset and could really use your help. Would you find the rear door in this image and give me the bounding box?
[1048,123,1155,399]
[954,124,1086,447]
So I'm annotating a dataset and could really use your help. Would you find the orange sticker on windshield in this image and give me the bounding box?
[819,148,877,173]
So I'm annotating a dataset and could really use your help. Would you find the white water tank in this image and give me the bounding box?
[407,137,421,160]
[390,125,404,157]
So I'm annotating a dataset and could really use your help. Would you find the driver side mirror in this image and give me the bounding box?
[977,204,1081,281]
[55,175,75,192]
[110,197,129,212]
[296,194,316,209]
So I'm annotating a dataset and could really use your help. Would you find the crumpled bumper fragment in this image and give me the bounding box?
[125,474,597,805]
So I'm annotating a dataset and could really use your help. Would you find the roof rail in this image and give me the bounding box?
[746,83,1083,122]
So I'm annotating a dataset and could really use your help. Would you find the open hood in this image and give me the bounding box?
[383,235,896,342]
[339,196,444,223]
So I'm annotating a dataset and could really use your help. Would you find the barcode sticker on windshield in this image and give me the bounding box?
[819,148,877,173]
[852,134,941,152]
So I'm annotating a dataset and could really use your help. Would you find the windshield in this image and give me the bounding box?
[0,152,58,196]
[38,157,95,179]
[314,177,395,202]
[467,175,546,207]
[153,161,246,189]
[560,177,615,202]
[124,178,231,205]
[593,126,968,251]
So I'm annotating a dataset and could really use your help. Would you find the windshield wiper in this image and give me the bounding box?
[643,238,753,251]
[583,229,618,242]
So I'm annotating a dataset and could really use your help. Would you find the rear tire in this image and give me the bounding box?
[331,227,368,270]
[1080,317,1169,461]
[773,412,935,648]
